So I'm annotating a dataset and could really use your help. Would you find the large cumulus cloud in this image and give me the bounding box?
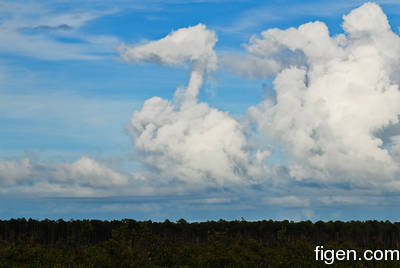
[121,24,269,186]
[247,3,400,183]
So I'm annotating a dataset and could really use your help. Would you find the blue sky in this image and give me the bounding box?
[3,0,400,221]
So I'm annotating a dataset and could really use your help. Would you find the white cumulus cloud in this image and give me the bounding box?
[247,2,400,183]
[118,24,217,103]
[120,24,270,186]
[117,24,217,71]
[50,156,129,187]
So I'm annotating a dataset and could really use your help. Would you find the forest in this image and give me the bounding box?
[1,218,400,267]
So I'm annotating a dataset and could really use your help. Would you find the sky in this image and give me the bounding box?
[2,0,400,222]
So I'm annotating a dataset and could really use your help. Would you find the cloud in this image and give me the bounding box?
[246,3,400,183]
[220,54,281,79]
[0,2,119,60]
[0,156,132,196]
[129,97,269,186]
[0,158,32,186]
[118,24,218,103]
[117,24,218,71]
[49,156,129,187]
[20,24,73,32]
[119,24,270,186]
[343,1,390,36]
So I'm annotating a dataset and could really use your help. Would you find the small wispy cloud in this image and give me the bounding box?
[19,24,73,32]
[0,2,120,60]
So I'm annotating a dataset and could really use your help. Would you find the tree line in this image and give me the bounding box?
[1,218,400,267]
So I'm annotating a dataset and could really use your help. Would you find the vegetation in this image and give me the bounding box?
[1,218,400,267]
